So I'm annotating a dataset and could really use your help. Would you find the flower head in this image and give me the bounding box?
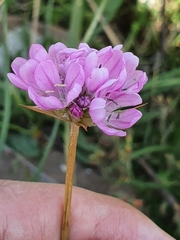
[7,42,147,136]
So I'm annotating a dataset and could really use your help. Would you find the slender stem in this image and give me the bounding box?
[68,0,84,48]
[63,122,70,161]
[31,0,41,44]
[33,119,60,181]
[0,1,12,155]
[82,0,108,43]
[61,122,79,240]
[87,0,122,46]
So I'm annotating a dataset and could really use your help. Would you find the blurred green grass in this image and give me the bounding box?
[0,0,180,238]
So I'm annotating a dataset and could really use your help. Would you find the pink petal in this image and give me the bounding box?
[117,66,127,87]
[70,49,85,60]
[56,48,77,65]
[19,59,38,86]
[89,98,106,123]
[65,62,84,90]
[49,42,67,56]
[124,71,148,93]
[84,52,98,78]
[98,46,113,66]
[108,92,142,109]
[123,52,139,78]
[109,109,142,129]
[11,57,27,76]
[48,42,67,65]
[104,49,124,78]
[29,44,48,62]
[96,122,126,137]
[86,67,109,93]
[35,60,60,91]
[113,44,123,50]
[66,83,82,106]
[78,43,96,54]
[28,86,63,110]
[95,68,127,97]
[95,79,118,98]
[7,73,29,90]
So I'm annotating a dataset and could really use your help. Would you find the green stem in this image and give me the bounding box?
[33,119,60,181]
[31,0,41,44]
[82,0,108,43]
[0,1,12,155]
[68,0,84,47]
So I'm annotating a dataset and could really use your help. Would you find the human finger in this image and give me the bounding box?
[0,180,175,240]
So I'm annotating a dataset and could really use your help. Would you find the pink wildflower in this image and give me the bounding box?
[7,43,148,136]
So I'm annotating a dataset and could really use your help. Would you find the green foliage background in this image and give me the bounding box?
[0,0,180,238]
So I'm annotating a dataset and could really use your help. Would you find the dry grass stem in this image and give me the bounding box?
[61,123,79,240]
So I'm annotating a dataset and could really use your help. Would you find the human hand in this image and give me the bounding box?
[0,180,175,240]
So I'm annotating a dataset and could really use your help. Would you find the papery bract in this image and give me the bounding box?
[7,42,148,136]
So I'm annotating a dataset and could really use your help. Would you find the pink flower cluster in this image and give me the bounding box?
[7,43,147,136]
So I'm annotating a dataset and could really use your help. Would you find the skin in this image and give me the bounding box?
[0,180,175,240]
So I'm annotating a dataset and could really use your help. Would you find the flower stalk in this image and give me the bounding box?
[61,122,79,240]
